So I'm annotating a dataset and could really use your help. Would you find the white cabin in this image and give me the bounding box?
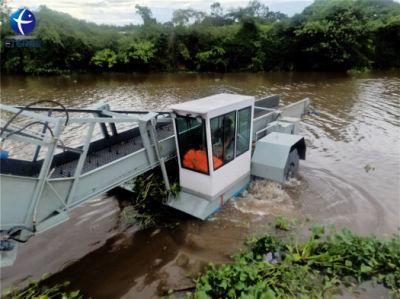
[168,94,254,218]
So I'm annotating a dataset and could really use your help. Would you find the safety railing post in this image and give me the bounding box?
[149,118,170,191]
[65,122,95,205]
[29,118,64,229]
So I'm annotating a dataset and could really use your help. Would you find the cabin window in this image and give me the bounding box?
[236,107,251,156]
[211,111,236,170]
[175,115,209,174]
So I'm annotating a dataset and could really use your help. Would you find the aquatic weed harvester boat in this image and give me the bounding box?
[0,94,310,266]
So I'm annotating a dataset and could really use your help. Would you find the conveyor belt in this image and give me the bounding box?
[51,123,174,178]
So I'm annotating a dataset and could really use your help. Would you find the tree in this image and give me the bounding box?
[226,0,269,22]
[206,2,231,26]
[247,0,268,17]
[196,46,227,71]
[91,49,117,69]
[211,2,223,17]
[293,3,374,70]
[118,39,156,70]
[135,5,156,26]
[220,18,263,71]
[172,9,205,26]
[373,15,400,68]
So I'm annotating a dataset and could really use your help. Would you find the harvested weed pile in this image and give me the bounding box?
[119,159,181,229]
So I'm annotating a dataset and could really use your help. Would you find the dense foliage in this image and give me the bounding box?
[195,226,400,298]
[1,0,399,74]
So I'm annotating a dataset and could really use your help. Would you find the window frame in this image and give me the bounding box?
[210,110,237,171]
[175,115,210,175]
[235,106,252,158]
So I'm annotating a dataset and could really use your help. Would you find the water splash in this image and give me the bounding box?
[284,177,302,188]
[233,179,296,216]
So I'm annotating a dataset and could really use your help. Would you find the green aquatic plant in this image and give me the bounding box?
[274,216,291,231]
[194,227,400,298]
[124,161,180,229]
[3,280,81,299]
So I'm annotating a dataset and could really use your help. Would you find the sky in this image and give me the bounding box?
[6,0,314,25]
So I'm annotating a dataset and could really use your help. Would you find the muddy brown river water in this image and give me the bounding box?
[1,72,399,298]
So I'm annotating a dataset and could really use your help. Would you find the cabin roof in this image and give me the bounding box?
[169,93,254,115]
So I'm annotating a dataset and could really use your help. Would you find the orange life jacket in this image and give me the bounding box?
[183,149,222,173]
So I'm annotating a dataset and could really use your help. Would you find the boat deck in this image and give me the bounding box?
[51,123,174,178]
[0,123,174,179]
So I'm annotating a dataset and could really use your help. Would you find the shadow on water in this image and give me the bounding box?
[44,227,186,299]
